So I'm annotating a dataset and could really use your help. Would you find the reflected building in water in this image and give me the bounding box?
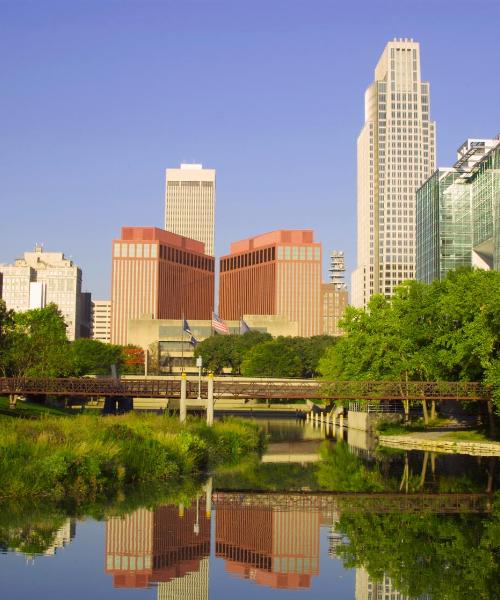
[216,503,320,589]
[355,567,430,600]
[105,495,210,596]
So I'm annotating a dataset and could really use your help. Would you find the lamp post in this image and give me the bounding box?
[196,356,203,400]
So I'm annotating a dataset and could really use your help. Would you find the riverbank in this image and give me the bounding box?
[0,413,265,501]
[379,430,500,456]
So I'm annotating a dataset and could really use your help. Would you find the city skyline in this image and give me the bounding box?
[1,1,499,299]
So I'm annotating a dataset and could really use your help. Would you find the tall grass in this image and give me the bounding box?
[0,414,265,501]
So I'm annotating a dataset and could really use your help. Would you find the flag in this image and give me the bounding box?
[212,313,230,334]
[183,319,193,336]
[240,319,251,334]
[189,335,198,347]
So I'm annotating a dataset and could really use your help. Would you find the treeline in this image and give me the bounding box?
[318,269,500,415]
[0,303,142,377]
[194,331,338,378]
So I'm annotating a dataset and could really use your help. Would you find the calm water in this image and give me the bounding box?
[1,419,499,600]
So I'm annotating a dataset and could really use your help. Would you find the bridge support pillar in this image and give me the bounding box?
[207,374,214,426]
[103,397,116,415]
[339,413,344,429]
[180,373,187,423]
[320,412,324,424]
[8,394,18,409]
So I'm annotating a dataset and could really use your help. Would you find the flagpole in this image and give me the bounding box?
[181,313,184,374]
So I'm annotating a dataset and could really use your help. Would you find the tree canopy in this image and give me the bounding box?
[319,269,500,412]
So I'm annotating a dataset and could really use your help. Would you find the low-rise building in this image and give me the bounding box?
[127,315,298,374]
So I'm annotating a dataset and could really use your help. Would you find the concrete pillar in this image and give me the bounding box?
[339,413,344,429]
[207,373,214,426]
[332,414,336,430]
[180,372,187,423]
[205,477,212,518]
[9,394,17,409]
[320,412,324,424]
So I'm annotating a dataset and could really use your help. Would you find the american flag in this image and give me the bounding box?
[212,313,230,334]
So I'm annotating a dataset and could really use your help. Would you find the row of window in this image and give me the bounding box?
[114,242,214,271]
[221,246,276,271]
[167,181,214,188]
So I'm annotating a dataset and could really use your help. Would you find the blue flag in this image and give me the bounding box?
[189,335,198,347]
[240,319,251,334]
[183,319,193,336]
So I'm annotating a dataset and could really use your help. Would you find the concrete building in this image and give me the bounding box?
[127,315,298,374]
[165,164,216,256]
[91,300,112,343]
[416,137,500,282]
[219,230,322,337]
[352,38,436,307]
[0,245,88,340]
[111,227,214,345]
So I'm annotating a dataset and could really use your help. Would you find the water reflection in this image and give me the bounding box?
[1,420,499,599]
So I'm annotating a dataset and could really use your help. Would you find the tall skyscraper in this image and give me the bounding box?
[165,164,216,256]
[352,38,436,307]
[111,227,214,345]
[416,137,500,282]
[219,230,322,337]
[0,245,88,340]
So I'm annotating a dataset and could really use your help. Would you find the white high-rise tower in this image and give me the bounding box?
[352,39,436,307]
[165,164,216,256]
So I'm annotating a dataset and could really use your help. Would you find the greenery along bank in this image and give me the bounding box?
[0,413,265,501]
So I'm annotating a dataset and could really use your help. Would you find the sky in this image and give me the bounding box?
[1,0,499,299]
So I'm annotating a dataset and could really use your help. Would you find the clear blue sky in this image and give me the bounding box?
[1,0,499,299]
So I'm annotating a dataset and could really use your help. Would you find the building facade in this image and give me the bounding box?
[0,245,88,340]
[111,227,214,345]
[321,283,348,336]
[352,38,436,307]
[165,164,216,256]
[416,138,500,282]
[127,315,298,375]
[219,230,322,337]
[91,300,112,343]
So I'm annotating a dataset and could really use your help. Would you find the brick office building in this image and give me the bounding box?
[219,230,322,337]
[111,227,214,345]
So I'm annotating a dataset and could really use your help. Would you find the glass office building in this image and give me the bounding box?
[416,138,500,283]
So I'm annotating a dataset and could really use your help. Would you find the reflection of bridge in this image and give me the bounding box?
[212,491,493,514]
[0,377,490,401]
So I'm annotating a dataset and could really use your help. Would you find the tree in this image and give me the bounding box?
[70,338,124,376]
[3,304,71,377]
[194,331,272,374]
[121,345,144,375]
[240,339,302,378]
[0,300,14,376]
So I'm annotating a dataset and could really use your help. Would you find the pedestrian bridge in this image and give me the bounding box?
[0,376,491,402]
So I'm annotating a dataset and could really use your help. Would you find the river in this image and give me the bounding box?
[1,418,499,599]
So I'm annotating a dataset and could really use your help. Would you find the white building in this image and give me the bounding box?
[0,245,88,340]
[165,164,216,256]
[91,299,112,343]
[352,38,436,307]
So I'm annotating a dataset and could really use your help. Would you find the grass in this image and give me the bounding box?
[0,396,71,417]
[0,413,265,502]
